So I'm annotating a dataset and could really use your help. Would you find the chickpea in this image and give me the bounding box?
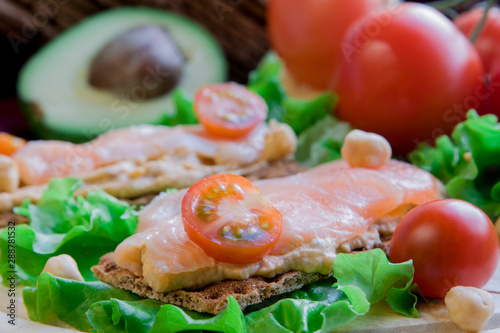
[0,155,19,193]
[444,286,495,332]
[260,120,297,162]
[341,130,392,169]
[41,254,85,282]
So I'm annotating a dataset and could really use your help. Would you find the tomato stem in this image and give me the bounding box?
[469,0,496,43]
[426,0,472,11]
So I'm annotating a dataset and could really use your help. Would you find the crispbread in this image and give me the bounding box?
[92,252,329,314]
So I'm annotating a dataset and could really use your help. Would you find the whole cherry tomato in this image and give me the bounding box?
[267,0,390,89]
[333,3,484,155]
[390,199,499,299]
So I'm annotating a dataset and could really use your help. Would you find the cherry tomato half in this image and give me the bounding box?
[268,0,389,89]
[333,3,484,155]
[181,173,282,264]
[455,7,500,117]
[194,82,268,139]
[390,199,499,299]
[0,132,26,156]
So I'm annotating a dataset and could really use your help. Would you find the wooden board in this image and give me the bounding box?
[1,263,500,332]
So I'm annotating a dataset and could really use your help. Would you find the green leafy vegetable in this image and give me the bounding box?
[88,299,163,333]
[24,273,141,332]
[295,115,352,166]
[246,249,417,332]
[248,52,341,136]
[159,89,198,126]
[149,297,246,333]
[24,249,417,332]
[410,110,500,219]
[0,178,138,286]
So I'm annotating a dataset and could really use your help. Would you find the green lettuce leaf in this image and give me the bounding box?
[246,249,417,332]
[295,115,352,166]
[248,52,341,136]
[410,110,500,219]
[24,273,141,332]
[158,89,198,126]
[23,249,417,332]
[0,178,138,286]
[88,299,163,333]
[149,297,246,333]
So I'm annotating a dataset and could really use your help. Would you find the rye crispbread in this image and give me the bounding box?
[92,252,329,315]
[92,239,393,315]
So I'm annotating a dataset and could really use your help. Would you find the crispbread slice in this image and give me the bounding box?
[92,252,329,314]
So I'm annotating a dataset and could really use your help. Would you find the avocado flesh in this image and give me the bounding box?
[18,7,227,142]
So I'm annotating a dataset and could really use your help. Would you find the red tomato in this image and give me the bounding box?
[455,7,500,117]
[481,64,500,117]
[181,173,282,264]
[390,199,499,299]
[267,0,389,89]
[333,3,484,155]
[455,7,500,73]
[0,132,26,156]
[194,82,268,139]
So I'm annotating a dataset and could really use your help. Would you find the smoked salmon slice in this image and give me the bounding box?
[114,159,441,292]
[12,122,294,186]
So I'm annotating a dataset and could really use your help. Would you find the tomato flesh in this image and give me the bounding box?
[194,82,268,139]
[390,199,499,299]
[333,3,484,155]
[181,173,282,264]
[268,0,389,89]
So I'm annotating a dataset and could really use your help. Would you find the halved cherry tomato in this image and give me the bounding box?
[181,173,282,264]
[194,82,268,139]
[390,199,499,299]
[0,132,26,156]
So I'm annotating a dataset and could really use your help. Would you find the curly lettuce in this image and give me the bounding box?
[24,249,417,332]
[0,178,138,286]
[410,110,500,219]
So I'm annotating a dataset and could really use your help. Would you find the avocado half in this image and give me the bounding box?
[18,7,227,142]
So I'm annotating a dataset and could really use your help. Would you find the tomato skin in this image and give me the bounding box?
[268,0,389,89]
[455,7,500,74]
[333,3,484,155]
[455,7,500,117]
[390,199,499,299]
[181,173,282,264]
[194,82,268,139]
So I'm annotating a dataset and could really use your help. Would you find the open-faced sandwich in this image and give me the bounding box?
[0,83,299,226]
[91,130,442,314]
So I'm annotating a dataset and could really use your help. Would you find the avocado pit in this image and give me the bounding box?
[88,25,185,100]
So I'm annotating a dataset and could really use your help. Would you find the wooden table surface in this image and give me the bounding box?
[1,260,500,333]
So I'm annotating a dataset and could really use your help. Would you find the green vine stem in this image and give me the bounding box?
[469,0,496,43]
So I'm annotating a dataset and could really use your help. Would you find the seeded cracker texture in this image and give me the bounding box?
[92,252,329,314]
